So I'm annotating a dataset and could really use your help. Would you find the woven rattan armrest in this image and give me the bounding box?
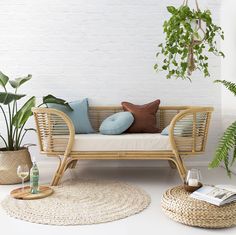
[32,107,75,156]
[168,107,214,154]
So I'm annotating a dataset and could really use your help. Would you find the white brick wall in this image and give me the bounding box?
[0,0,222,166]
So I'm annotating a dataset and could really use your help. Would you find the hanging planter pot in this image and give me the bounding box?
[154,0,224,81]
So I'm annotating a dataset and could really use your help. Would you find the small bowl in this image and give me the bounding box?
[184,182,203,193]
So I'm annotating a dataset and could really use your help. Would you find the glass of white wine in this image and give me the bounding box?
[17,164,29,191]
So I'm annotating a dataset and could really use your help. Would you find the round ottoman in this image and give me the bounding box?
[161,185,236,228]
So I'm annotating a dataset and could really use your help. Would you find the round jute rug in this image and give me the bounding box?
[1,179,150,225]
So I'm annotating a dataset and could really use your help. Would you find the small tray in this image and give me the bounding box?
[184,182,203,193]
[10,185,53,200]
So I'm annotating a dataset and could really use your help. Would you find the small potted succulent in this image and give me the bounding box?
[0,72,70,184]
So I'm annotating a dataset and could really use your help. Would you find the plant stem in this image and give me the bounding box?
[13,88,18,150]
[0,135,7,148]
[7,103,13,149]
[16,123,26,149]
[1,86,12,149]
[18,129,27,147]
[0,105,10,150]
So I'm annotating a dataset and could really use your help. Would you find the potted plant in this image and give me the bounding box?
[154,0,224,80]
[0,71,71,184]
[209,80,236,177]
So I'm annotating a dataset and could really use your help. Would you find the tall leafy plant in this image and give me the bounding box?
[154,1,224,80]
[209,80,236,176]
[0,72,71,151]
[0,72,35,150]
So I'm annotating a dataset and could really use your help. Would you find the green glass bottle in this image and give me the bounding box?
[30,162,39,194]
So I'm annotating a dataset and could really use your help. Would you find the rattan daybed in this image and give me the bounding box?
[32,106,213,186]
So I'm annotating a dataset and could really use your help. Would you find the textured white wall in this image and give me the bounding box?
[0,0,222,166]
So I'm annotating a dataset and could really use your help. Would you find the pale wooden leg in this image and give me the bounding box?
[51,155,70,186]
[178,159,187,181]
[51,157,62,186]
[171,154,187,182]
[52,164,67,186]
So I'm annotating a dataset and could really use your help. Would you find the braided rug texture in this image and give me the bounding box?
[161,185,236,228]
[1,179,150,225]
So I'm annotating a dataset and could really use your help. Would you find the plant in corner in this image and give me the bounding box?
[154,0,224,80]
[0,71,71,184]
[209,80,236,177]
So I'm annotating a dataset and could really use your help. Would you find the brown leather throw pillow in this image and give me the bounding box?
[121,99,160,133]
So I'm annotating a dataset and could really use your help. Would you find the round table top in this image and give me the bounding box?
[161,185,236,228]
[10,185,54,200]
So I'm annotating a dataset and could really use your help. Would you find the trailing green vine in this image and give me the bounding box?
[154,4,224,80]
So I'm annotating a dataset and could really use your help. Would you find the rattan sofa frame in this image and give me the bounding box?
[32,106,213,186]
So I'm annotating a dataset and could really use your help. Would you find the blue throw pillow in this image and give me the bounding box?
[99,112,134,135]
[161,123,192,136]
[161,125,169,135]
[161,124,191,136]
[48,98,94,134]
[161,113,206,136]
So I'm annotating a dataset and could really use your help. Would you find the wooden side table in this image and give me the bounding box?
[161,185,236,228]
[10,186,53,200]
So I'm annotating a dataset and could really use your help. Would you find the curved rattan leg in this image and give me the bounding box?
[55,164,69,185]
[52,155,71,186]
[51,156,62,186]
[178,160,187,181]
[69,160,78,169]
[172,153,187,182]
[168,158,184,181]
[178,156,187,177]
[168,160,177,169]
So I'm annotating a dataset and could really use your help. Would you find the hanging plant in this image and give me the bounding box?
[154,0,224,80]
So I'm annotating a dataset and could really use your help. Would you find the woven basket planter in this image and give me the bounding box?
[0,148,32,185]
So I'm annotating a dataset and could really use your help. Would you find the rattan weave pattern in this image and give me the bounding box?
[0,148,32,184]
[32,106,213,185]
[161,186,236,228]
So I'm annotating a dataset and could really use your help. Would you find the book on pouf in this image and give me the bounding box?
[190,185,236,206]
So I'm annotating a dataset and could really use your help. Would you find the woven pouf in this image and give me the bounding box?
[1,179,150,225]
[161,185,236,228]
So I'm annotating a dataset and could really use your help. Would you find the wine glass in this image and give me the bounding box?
[186,168,201,186]
[17,164,29,191]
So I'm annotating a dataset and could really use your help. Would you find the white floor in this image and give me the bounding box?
[0,163,236,235]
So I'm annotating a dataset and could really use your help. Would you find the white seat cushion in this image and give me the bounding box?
[55,133,172,152]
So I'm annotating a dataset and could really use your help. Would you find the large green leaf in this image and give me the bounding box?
[0,71,9,87]
[9,74,32,89]
[43,94,73,111]
[12,96,36,128]
[214,80,236,96]
[0,92,25,105]
[209,121,236,177]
